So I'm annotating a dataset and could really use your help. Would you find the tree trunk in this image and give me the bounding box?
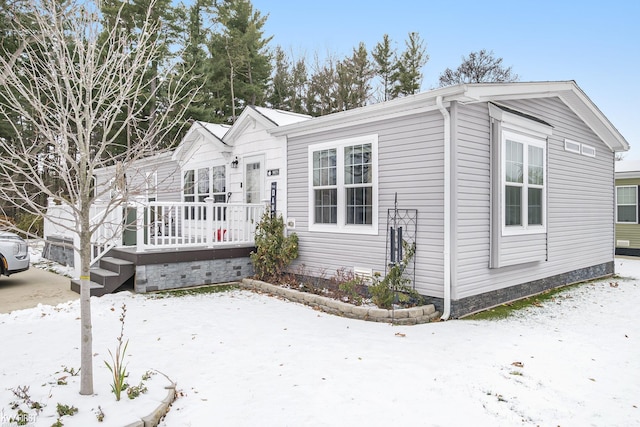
[79,220,93,395]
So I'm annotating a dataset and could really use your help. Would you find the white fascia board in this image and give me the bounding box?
[269,85,464,138]
[616,171,640,180]
[223,107,275,144]
[558,88,630,152]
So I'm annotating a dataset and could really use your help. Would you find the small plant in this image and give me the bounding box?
[104,304,129,401]
[141,370,156,381]
[10,409,31,426]
[338,280,364,305]
[62,366,80,376]
[127,382,148,399]
[51,419,63,427]
[250,211,298,281]
[95,406,105,422]
[10,385,30,401]
[56,403,78,417]
[370,241,423,309]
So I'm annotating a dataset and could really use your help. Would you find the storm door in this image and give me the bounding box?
[244,156,264,204]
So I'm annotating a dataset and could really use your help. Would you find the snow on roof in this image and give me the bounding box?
[252,106,311,126]
[198,122,231,139]
[616,159,640,172]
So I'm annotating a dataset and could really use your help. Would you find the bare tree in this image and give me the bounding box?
[438,49,519,87]
[0,0,196,395]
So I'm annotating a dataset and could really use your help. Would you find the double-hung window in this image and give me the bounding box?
[309,135,378,234]
[616,186,638,223]
[503,131,546,233]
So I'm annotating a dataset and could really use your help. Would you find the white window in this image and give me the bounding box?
[309,135,378,234]
[616,186,637,223]
[183,165,227,219]
[502,130,546,234]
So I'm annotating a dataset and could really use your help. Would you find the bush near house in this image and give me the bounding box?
[250,212,299,281]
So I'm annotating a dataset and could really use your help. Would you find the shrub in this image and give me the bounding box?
[250,211,298,281]
[370,241,423,309]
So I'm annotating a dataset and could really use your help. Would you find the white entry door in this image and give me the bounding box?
[244,156,264,204]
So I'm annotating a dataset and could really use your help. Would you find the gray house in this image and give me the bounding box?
[271,81,629,318]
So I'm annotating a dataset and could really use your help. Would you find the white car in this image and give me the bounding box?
[0,231,29,276]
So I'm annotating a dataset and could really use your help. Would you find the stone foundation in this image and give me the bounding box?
[42,236,74,267]
[426,261,615,318]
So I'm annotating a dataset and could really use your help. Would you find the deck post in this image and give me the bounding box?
[134,197,146,252]
[205,197,214,248]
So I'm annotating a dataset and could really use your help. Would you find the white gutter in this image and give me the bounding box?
[436,95,452,320]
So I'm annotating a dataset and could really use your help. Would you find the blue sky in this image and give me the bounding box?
[251,0,639,160]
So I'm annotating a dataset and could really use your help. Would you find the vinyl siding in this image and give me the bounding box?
[615,178,640,248]
[287,111,445,296]
[454,98,615,300]
[93,156,181,202]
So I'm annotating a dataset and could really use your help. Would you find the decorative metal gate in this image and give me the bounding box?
[385,193,418,289]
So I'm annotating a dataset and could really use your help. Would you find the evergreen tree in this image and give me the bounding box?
[372,34,397,102]
[335,42,373,110]
[267,45,294,110]
[391,32,428,98]
[175,0,222,124]
[210,0,272,122]
[306,55,338,116]
[290,56,308,115]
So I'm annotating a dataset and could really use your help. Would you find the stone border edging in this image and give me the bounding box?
[241,278,440,325]
[123,382,177,427]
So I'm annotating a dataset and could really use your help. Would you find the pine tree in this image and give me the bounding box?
[210,0,272,122]
[175,0,222,124]
[372,34,397,102]
[391,32,428,98]
[267,45,294,110]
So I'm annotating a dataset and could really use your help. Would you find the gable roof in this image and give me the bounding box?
[270,81,629,152]
[223,106,311,144]
[172,121,231,163]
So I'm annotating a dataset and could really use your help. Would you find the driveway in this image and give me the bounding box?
[0,268,78,314]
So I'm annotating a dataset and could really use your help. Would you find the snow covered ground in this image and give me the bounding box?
[0,254,638,426]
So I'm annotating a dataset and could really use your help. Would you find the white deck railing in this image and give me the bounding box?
[44,198,266,274]
[136,199,265,251]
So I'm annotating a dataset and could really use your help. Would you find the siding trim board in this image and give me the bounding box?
[488,104,551,268]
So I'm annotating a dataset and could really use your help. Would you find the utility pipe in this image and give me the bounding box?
[436,96,451,320]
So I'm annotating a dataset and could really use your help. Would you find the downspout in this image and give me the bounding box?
[436,96,451,320]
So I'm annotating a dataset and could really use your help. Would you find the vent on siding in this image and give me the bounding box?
[564,139,581,154]
[581,144,596,157]
[354,267,373,283]
[617,240,630,247]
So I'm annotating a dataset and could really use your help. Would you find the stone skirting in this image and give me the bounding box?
[615,247,640,257]
[42,236,74,267]
[241,278,441,325]
[426,261,615,318]
[124,246,256,293]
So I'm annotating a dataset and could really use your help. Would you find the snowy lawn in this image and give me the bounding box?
[1,257,638,426]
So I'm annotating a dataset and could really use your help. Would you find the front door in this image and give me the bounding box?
[244,156,264,204]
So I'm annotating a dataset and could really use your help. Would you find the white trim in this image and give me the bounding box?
[581,143,596,158]
[308,134,379,235]
[564,138,581,154]
[615,185,638,224]
[501,131,548,236]
[488,103,553,138]
[243,154,266,204]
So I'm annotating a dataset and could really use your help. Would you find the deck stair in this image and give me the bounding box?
[70,255,135,297]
